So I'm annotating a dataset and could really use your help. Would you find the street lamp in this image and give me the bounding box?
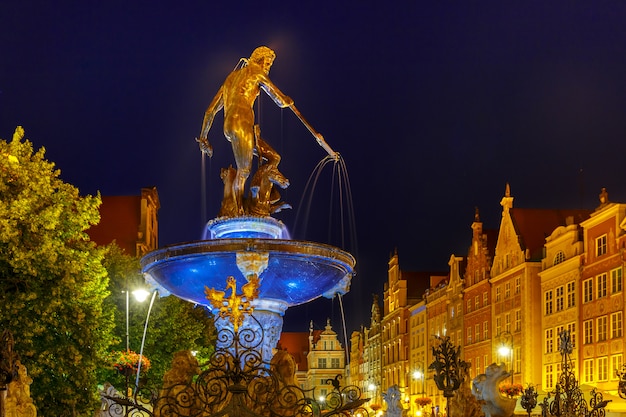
[497,331,513,382]
[125,289,150,351]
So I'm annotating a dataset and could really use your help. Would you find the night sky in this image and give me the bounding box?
[2,2,626,337]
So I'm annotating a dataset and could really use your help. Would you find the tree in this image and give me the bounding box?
[0,127,115,416]
[99,244,215,386]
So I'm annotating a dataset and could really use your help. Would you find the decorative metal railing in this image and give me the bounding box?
[100,316,369,417]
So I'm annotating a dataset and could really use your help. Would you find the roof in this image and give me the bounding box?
[509,208,592,260]
[276,332,311,372]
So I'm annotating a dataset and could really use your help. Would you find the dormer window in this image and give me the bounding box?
[554,251,565,265]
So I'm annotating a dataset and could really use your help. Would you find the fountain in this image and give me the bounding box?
[140,46,356,364]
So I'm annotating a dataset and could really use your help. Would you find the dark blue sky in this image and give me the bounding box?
[2,2,626,335]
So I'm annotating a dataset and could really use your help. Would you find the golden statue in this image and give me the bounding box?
[197,46,338,216]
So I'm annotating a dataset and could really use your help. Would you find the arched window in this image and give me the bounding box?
[554,251,566,265]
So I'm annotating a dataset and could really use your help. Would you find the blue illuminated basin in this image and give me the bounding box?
[140,237,355,308]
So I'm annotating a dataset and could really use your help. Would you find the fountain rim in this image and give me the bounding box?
[140,238,356,271]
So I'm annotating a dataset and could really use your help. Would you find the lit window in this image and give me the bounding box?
[598,357,609,381]
[554,251,565,265]
[612,268,623,294]
[596,234,607,257]
[545,364,554,389]
[556,286,564,312]
[584,359,594,383]
[567,281,576,308]
[515,310,521,332]
[611,312,623,338]
[583,279,593,303]
[597,316,608,342]
[597,273,608,298]
[584,320,593,345]
[546,329,554,353]
[611,355,623,380]
[545,290,553,315]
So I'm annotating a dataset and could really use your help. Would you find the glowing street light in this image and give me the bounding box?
[125,288,150,351]
[497,331,513,382]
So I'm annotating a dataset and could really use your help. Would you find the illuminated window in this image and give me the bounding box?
[597,273,608,298]
[584,359,594,383]
[545,329,554,353]
[611,311,623,338]
[568,322,577,347]
[545,290,553,315]
[597,316,608,342]
[611,355,623,380]
[596,234,607,257]
[556,286,564,312]
[554,251,565,265]
[584,320,593,344]
[515,310,521,332]
[583,279,593,303]
[567,281,576,308]
[611,268,623,293]
[598,357,609,381]
[545,364,554,389]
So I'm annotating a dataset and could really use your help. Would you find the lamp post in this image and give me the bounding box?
[497,331,513,382]
[413,365,427,417]
[125,289,150,351]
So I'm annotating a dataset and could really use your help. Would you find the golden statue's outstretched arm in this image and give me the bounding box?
[197,86,225,157]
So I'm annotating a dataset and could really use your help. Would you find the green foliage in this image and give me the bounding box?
[0,127,115,416]
[97,222,216,389]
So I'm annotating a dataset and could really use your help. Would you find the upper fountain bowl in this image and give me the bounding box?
[140,217,355,309]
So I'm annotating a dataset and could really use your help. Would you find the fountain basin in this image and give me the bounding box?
[140,238,355,308]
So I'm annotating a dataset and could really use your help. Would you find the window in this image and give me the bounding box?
[583,279,593,303]
[545,364,554,389]
[515,347,521,373]
[483,321,488,340]
[495,316,502,336]
[554,251,565,265]
[567,281,576,308]
[546,329,554,353]
[475,356,480,376]
[496,287,501,302]
[515,310,522,332]
[505,282,511,298]
[318,358,327,368]
[584,359,594,383]
[556,286,564,312]
[467,327,472,344]
[597,316,608,342]
[611,355,623,380]
[545,290,553,315]
[467,300,472,314]
[611,312,623,338]
[331,358,340,368]
[612,268,623,294]
[483,292,488,307]
[475,295,480,310]
[505,313,511,333]
[598,357,609,381]
[475,324,480,342]
[515,277,521,294]
[584,320,593,344]
[568,322,577,348]
[597,273,608,298]
[596,234,607,257]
